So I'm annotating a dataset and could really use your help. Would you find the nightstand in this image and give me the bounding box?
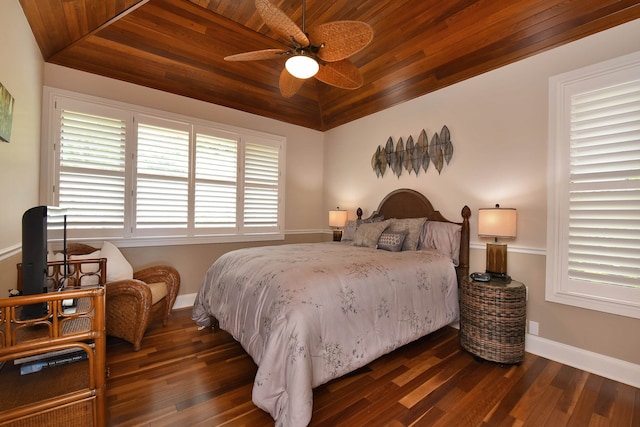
[459,275,526,364]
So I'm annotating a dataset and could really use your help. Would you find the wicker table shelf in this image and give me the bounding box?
[0,287,106,427]
[459,276,526,364]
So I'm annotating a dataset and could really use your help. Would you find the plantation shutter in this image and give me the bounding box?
[58,109,126,230]
[136,119,189,230]
[194,130,238,230]
[47,89,285,243]
[568,79,640,289]
[243,141,281,231]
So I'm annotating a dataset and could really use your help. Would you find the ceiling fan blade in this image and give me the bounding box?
[255,0,309,47]
[224,48,287,61]
[309,21,374,62]
[279,68,306,98]
[315,60,363,90]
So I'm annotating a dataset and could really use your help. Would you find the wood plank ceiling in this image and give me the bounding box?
[18,0,640,131]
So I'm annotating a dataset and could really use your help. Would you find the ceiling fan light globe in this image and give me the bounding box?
[285,55,319,79]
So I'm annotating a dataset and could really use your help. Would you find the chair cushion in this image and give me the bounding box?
[147,282,168,305]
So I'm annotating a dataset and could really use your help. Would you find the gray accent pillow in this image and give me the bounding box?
[352,219,391,248]
[341,220,358,241]
[387,217,427,251]
[377,231,406,252]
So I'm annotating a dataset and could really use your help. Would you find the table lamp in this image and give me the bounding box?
[478,204,517,280]
[329,208,348,241]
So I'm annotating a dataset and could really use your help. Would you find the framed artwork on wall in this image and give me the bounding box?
[0,82,15,143]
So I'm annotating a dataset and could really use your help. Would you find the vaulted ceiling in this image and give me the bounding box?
[18,0,640,131]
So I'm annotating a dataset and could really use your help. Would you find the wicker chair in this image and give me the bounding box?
[66,243,180,351]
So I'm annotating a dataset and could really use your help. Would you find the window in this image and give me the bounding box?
[243,141,281,230]
[194,129,238,230]
[57,106,128,234]
[546,51,640,319]
[136,117,190,232]
[44,89,285,245]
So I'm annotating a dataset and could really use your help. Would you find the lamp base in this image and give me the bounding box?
[333,229,342,242]
[486,242,508,278]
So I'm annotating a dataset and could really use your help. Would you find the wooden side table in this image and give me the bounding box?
[459,276,526,364]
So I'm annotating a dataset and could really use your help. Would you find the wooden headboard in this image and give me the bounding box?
[357,188,471,284]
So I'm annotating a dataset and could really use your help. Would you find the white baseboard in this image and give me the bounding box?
[172,296,640,388]
[525,333,640,389]
[173,293,197,310]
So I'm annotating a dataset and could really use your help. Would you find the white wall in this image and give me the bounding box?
[323,19,640,367]
[0,0,44,290]
[0,0,43,251]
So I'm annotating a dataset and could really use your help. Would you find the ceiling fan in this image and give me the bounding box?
[224,0,374,98]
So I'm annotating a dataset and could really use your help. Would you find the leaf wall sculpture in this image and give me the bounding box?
[377,146,387,176]
[394,137,404,178]
[430,132,443,174]
[371,126,453,178]
[405,135,414,174]
[411,136,421,175]
[386,136,395,168]
[371,145,386,177]
[417,129,429,173]
[442,125,453,165]
[371,149,379,177]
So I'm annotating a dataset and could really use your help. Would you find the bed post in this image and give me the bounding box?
[457,205,471,285]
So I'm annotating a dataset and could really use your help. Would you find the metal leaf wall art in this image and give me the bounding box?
[395,137,404,178]
[371,125,453,178]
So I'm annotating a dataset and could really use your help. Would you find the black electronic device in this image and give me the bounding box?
[470,272,491,282]
[489,272,512,282]
[20,206,48,319]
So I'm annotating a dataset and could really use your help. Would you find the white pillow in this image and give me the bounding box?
[420,221,462,266]
[101,241,134,282]
[48,251,65,263]
[68,250,102,272]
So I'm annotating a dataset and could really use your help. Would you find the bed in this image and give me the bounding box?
[192,189,470,426]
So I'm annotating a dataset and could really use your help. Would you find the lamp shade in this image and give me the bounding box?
[478,206,517,238]
[329,209,348,228]
[285,54,319,79]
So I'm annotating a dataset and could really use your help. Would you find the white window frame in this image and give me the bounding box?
[41,87,286,247]
[546,51,640,319]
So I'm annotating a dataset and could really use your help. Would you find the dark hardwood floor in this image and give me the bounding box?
[106,308,640,426]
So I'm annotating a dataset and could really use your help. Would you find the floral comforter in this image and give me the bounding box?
[192,242,459,427]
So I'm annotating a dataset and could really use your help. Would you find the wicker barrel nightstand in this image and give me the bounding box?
[459,276,526,364]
